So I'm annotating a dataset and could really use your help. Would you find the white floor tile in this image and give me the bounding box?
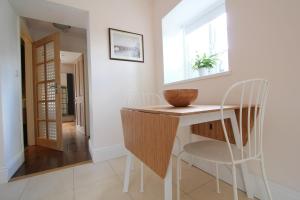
[0,157,253,200]
[40,190,74,200]
[178,163,214,193]
[75,176,132,200]
[74,161,117,189]
[20,168,73,200]
[189,180,252,200]
[108,156,141,177]
[0,179,27,200]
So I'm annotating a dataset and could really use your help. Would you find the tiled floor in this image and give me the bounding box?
[0,156,254,200]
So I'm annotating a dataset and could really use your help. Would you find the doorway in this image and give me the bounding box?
[21,38,28,148]
[12,18,91,180]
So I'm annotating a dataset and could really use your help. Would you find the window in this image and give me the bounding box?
[162,1,229,84]
[184,13,228,79]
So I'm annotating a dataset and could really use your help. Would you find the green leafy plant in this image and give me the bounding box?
[192,53,218,70]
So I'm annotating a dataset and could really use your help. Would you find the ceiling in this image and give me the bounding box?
[25,17,86,39]
[9,0,88,29]
[60,51,82,64]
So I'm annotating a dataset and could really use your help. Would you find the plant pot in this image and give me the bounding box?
[197,68,208,76]
[197,68,214,76]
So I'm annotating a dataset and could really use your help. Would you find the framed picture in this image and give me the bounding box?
[109,28,144,62]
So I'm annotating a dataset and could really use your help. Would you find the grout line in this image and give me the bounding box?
[186,179,215,194]
[107,159,124,183]
[107,156,192,200]
[18,177,30,200]
[127,192,136,200]
[186,192,197,200]
[106,159,135,200]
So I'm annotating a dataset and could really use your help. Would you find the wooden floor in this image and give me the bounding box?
[11,122,92,180]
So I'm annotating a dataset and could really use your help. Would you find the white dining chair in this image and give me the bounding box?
[123,92,162,193]
[176,79,273,200]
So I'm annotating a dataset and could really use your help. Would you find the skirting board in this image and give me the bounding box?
[0,151,24,184]
[88,141,127,163]
[179,153,300,200]
[0,167,8,183]
[254,176,300,200]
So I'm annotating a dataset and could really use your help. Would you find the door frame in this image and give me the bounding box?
[21,28,36,146]
[74,54,87,135]
[19,22,91,147]
[20,19,35,146]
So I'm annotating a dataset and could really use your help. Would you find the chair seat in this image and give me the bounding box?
[183,140,244,164]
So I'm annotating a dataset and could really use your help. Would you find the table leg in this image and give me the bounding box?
[123,153,132,192]
[164,157,173,200]
[229,111,255,199]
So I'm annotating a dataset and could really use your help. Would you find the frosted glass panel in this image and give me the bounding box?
[46,42,54,61]
[46,62,55,80]
[38,102,46,120]
[37,64,45,82]
[36,46,44,63]
[48,122,57,140]
[38,83,46,101]
[48,101,56,120]
[38,121,46,138]
[47,82,56,101]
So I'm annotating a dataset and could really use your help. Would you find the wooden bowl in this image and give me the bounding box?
[163,89,198,107]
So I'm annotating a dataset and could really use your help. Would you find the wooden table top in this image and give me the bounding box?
[122,105,238,116]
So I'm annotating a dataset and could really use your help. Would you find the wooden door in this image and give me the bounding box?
[33,33,63,151]
[74,55,85,133]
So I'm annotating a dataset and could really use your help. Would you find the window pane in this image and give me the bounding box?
[185,13,228,78]
[186,23,210,62]
[212,14,228,52]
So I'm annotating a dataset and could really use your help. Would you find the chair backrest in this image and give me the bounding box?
[221,79,270,162]
[127,92,162,107]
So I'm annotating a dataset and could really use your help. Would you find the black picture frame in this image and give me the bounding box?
[109,28,144,63]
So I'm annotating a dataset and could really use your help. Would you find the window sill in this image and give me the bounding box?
[164,70,231,86]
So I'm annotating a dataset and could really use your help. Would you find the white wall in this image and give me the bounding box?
[48,0,157,161]
[28,29,87,54]
[0,0,24,183]
[61,63,75,87]
[61,63,75,74]
[0,65,4,183]
[153,0,300,196]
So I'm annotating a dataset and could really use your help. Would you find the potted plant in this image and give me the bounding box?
[192,53,218,76]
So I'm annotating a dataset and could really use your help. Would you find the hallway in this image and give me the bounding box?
[11,123,91,180]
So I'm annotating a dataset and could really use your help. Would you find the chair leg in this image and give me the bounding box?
[123,154,132,192]
[140,162,144,192]
[216,163,220,193]
[232,164,239,200]
[260,158,273,200]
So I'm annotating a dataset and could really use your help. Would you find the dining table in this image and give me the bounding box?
[121,105,254,200]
